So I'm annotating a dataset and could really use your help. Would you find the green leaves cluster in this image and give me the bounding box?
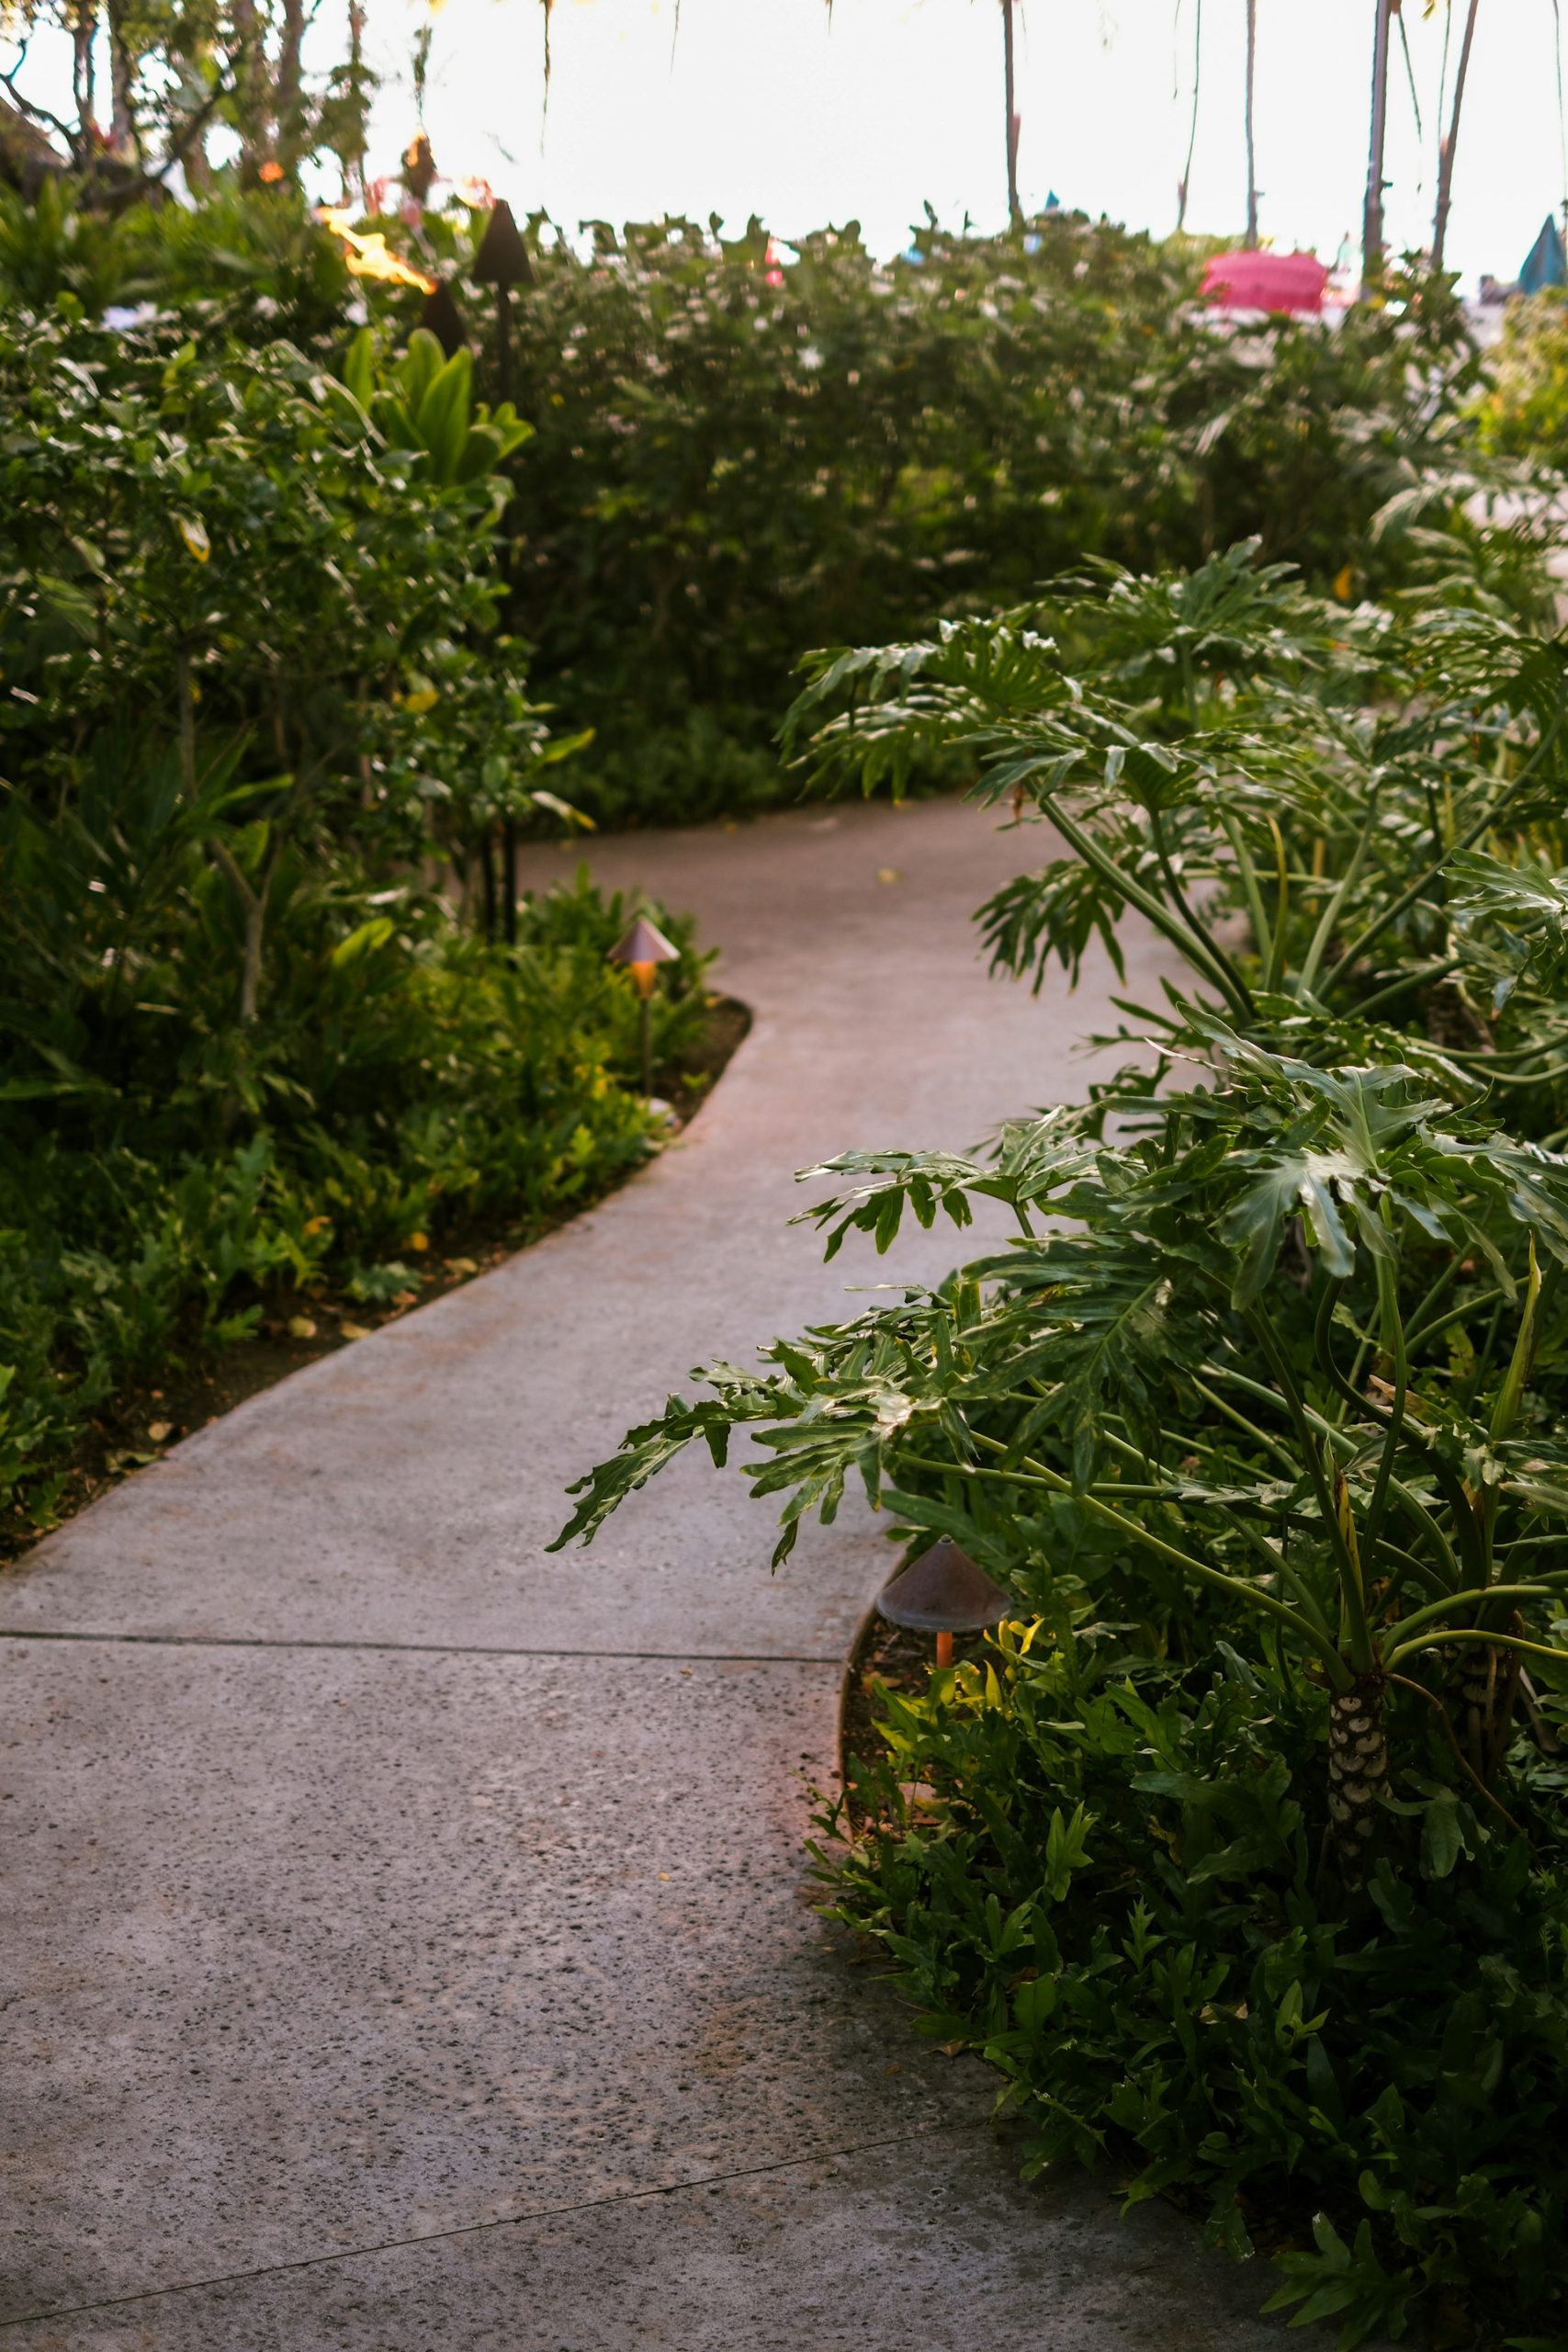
[557,540,1568,2339]
[362,204,1487,826]
[0,291,695,1530]
[819,1631,1568,2346]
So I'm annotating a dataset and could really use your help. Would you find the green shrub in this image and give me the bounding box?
[1476,289,1568,465]
[0,291,708,1529]
[826,1631,1568,2347]
[0,872,710,1529]
[557,544,1568,2337]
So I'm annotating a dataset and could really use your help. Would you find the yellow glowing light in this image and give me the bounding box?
[318,208,436,294]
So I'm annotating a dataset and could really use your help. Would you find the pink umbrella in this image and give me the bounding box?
[1201,249,1330,314]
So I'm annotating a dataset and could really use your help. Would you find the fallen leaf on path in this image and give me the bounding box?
[340,1322,373,1341]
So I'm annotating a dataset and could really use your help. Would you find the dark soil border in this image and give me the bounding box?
[1,995,750,1573]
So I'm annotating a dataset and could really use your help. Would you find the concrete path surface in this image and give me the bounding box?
[1,798,1283,2348]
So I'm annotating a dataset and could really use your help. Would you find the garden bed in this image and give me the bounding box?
[0,993,750,1570]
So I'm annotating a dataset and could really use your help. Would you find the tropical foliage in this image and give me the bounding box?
[0,295,708,1534]
[558,543,1568,2342]
[423,213,1489,824]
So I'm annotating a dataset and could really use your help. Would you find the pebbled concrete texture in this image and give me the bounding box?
[0,799,1285,2345]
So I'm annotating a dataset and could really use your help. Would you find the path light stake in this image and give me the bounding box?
[875,1537,1010,1670]
[472,199,533,939]
[471,198,533,406]
[421,278,468,359]
[608,914,680,1099]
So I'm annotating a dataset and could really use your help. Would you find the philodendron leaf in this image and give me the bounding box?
[1224,1151,1358,1306]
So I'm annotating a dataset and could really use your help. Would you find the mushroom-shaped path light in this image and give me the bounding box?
[875,1537,1012,1668]
[608,914,680,1098]
[471,198,534,403]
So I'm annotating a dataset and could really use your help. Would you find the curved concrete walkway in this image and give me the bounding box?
[1,799,1280,2347]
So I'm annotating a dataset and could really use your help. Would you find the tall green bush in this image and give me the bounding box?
[0,300,706,1530]
[557,546,1568,2341]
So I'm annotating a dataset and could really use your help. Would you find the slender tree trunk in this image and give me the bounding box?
[176,649,197,800]
[1363,0,1394,288]
[105,0,137,153]
[502,818,518,947]
[1444,1612,1524,1783]
[73,0,98,154]
[276,0,306,166]
[346,0,368,200]
[1243,0,1258,246]
[1000,0,1021,226]
[1177,0,1202,233]
[1431,0,1481,273]
[230,0,269,171]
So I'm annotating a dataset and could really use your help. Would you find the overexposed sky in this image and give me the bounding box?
[358,0,1566,290]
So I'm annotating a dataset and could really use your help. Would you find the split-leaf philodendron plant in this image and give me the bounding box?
[559,545,1568,1855]
[557,542,1568,2334]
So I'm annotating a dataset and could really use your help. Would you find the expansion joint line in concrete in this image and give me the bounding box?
[0,1628,843,1667]
[0,2121,983,2332]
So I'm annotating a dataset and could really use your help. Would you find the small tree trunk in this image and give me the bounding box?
[1363,0,1394,288]
[276,0,306,167]
[1431,0,1481,273]
[73,0,98,155]
[1243,0,1258,246]
[240,899,265,1024]
[1000,0,1021,227]
[502,817,519,946]
[345,0,368,201]
[176,648,197,799]
[1177,0,1203,234]
[106,0,138,154]
[1326,1670,1389,1876]
[230,0,270,172]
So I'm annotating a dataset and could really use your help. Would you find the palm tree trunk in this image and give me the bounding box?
[1243,0,1258,245]
[1001,0,1021,226]
[1177,0,1202,233]
[1431,0,1481,273]
[1363,0,1394,287]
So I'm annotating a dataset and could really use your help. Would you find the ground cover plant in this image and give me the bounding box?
[0,294,715,1541]
[558,542,1568,2345]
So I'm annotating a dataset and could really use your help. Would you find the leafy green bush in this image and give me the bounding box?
[0,179,1505,827]
[1476,288,1568,465]
[824,1630,1568,2346]
[557,545,1568,2339]
[0,870,710,1529]
[0,292,710,1531]
[479,223,1483,825]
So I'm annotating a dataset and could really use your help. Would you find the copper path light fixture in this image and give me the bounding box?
[875,1537,1011,1668]
[472,198,533,406]
[608,914,680,1098]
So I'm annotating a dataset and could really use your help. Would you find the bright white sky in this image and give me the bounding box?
[355,0,1565,291]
